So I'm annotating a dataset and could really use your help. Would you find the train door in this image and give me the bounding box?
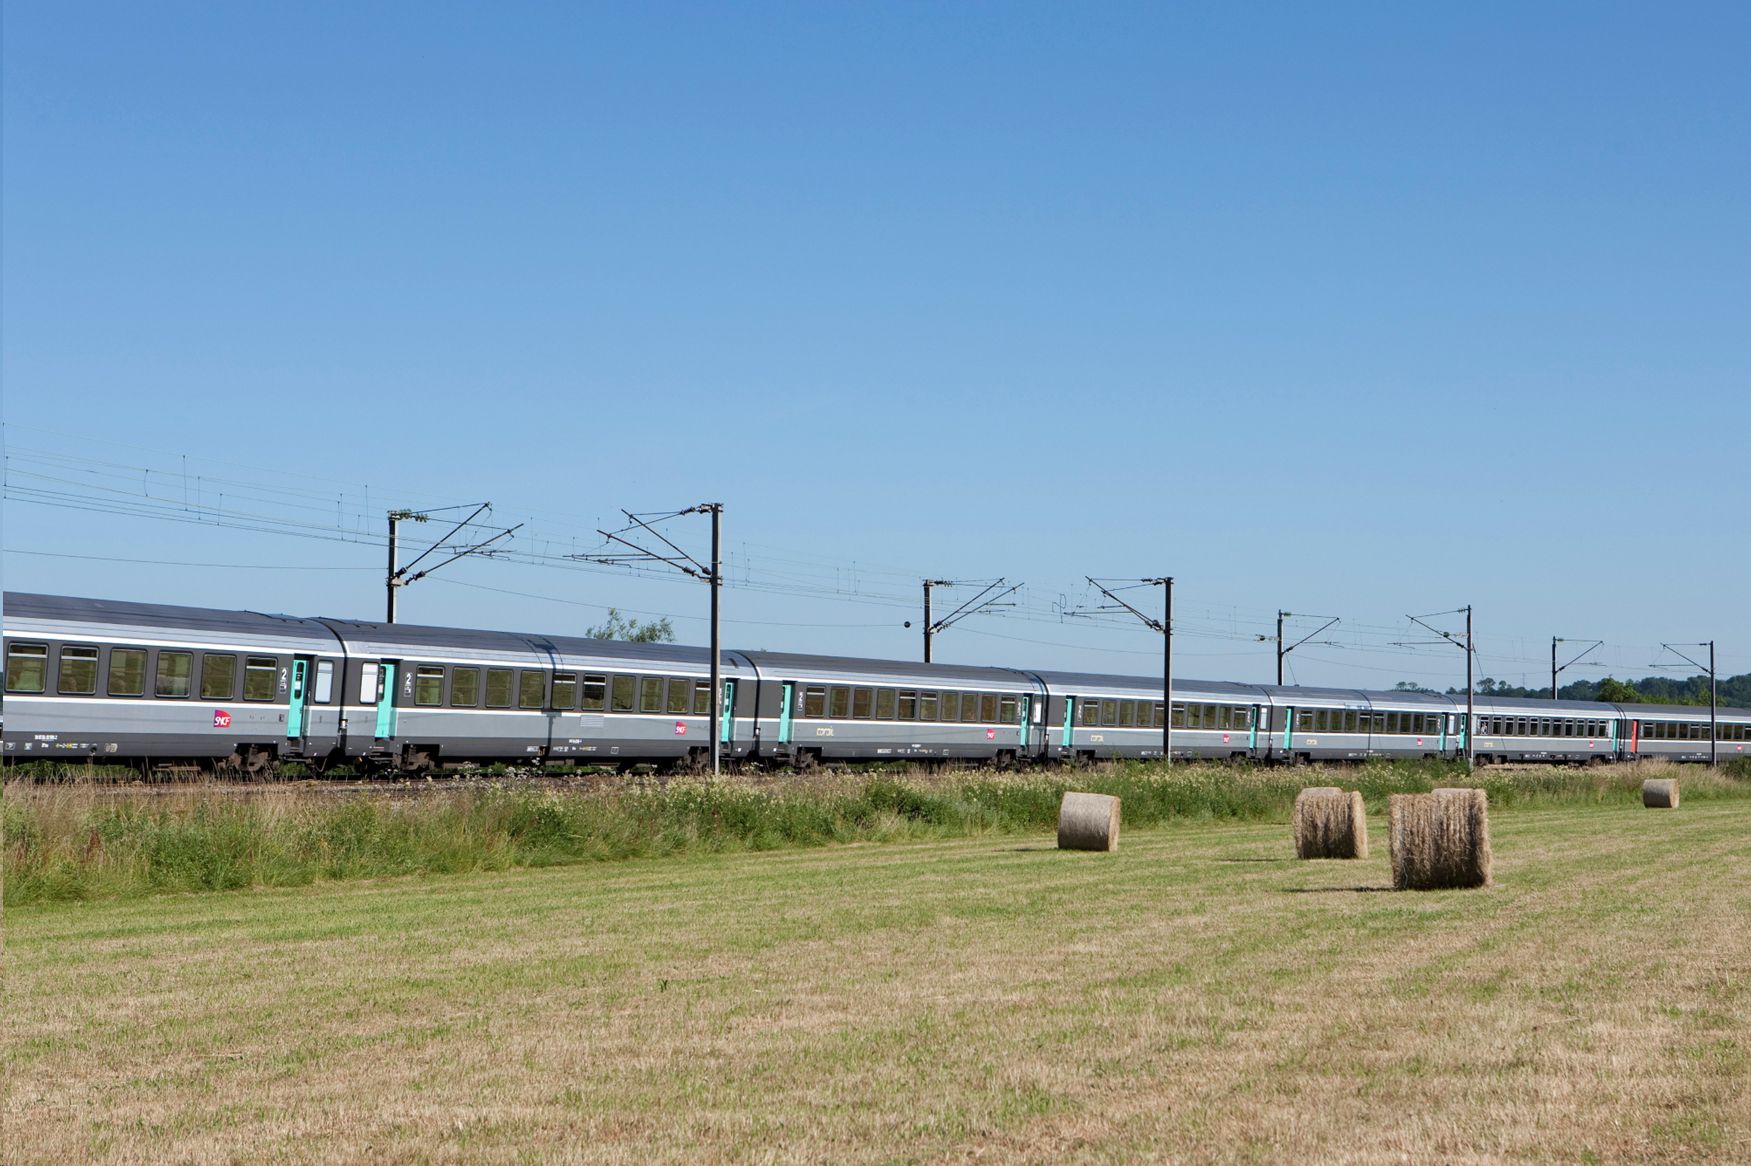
[360,660,400,741]
[1017,695,1031,758]
[720,679,737,749]
[1249,705,1262,756]
[286,657,311,746]
[1281,705,1295,757]
[777,682,795,749]
[1061,696,1077,756]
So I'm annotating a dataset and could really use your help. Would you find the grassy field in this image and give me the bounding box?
[4,795,1748,1163]
[10,759,1747,906]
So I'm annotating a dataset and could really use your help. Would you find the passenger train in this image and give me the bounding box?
[3,592,1746,774]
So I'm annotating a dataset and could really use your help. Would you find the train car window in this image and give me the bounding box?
[1315,709,1331,732]
[155,650,193,698]
[57,645,99,695]
[999,695,1018,723]
[243,657,277,701]
[851,687,873,719]
[803,686,826,718]
[963,693,982,723]
[1081,700,1101,727]
[486,669,515,709]
[638,677,663,713]
[939,692,960,722]
[415,666,445,706]
[609,676,635,712]
[667,678,691,715]
[1100,699,1118,726]
[897,690,917,720]
[919,692,938,722]
[1296,709,1314,731]
[1118,701,1135,727]
[693,680,712,716]
[451,667,481,707]
[980,694,999,722]
[877,689,898,720]
[359,662,379,705]
[519,672,546,709]
[829,687,851,719]
[4,643,48,693]
[1171,703,1187,729]
[580,675,607,711]
[108,648,147,697]
[551,673,578,710]
[314,660,334,703]
[201,653,237,700]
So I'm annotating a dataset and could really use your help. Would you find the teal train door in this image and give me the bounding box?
[778,682,795,746]
[362,661,399,739]
[720,680,736,745]
[286,658,309,741]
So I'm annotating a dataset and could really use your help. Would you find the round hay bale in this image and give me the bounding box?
[1292,787,1368,859]
[1642,778,1680,809]
[1388,787,1491,890]
[1057,791,1120,852]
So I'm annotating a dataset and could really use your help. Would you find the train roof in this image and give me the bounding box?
[1027,670,1269,699]
[736,650,1024,685]
[316,615,719,666]
[1468,694,1618,714]
[1617,701,1751,719]
[4,591,326,638]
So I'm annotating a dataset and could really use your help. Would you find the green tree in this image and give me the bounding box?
[1594,677,1643,703]
[585,608,675,643]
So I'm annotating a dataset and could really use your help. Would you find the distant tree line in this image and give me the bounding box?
[1390,675,1751,706]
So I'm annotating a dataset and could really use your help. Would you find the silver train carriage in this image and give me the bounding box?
[5,592,1748,772]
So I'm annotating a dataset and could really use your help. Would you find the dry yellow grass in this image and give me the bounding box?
[1644,777,1681,809]
[1389,786,1492,890]
[3,800,1749,1163]
[1055,790,1120,851]
[1291,786,1367,859]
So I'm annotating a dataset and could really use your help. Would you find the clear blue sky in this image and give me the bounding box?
[4,2,1747,692]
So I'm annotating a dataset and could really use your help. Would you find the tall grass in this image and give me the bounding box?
[6,759,1747,906]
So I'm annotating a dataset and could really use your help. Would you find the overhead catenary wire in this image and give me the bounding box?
[4,435,1738,682]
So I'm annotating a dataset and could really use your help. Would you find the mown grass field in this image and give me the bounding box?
[4,792,1748,1164]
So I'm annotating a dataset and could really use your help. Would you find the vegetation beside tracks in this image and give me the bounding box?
[7,758,1748,907]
